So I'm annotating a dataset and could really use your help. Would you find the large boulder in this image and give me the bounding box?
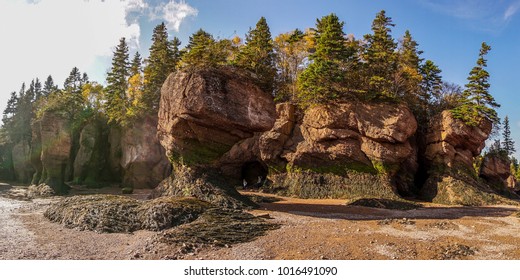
[12,139,33,183]
[39,112,71,194]
[158,67,276,168]
[121,116,171,189]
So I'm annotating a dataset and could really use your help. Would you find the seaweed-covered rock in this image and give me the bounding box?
[44,195,212,233]
[27,184,55,198]
[45,195,141,232]
[138,197,210,231]
[151,164,256,209]
[156,208,279,249]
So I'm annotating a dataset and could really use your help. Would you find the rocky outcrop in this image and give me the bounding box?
[425,111,492,168]
[29,120,43,185]
[253,102,417,197]
[479,154,515,189]
[257,102,417,174]
[12,139,33,184]
[419,111,514,205]
[108,126,122,179]
[158,67,276,168]
[73,120,112,185]
[39,112,71,194]
[121,116,171,189]
[155,67,276,206]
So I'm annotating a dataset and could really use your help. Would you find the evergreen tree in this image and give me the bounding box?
[64,67,82,94]
[130,52,142,77]
[452,42,500,126]
[180,29,223,67]
[171,37,182,68]
[236,17,277,93]
[2,92,18,134]
[105,37,130,125]
[502,115,516,156]
[142,23,178,113]
[420,60,442,104]
[396,30,423,101]
[42,75,57,96]
[363,10,398,99]
[34,78,42,101]
[297,13,353,104]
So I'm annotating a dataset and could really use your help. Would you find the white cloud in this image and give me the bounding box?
[0,0,143,119]
[420,0,520,32]
[504,1,520,20]
[151,0,198,32]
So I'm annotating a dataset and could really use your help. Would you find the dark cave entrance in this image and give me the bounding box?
[241,161,268,188]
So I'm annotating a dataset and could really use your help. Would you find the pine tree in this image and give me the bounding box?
[64,67,82,94]
[420,60,442,104]
[142,23,178,113]
[364,10,398,99]
[180,29,223,67]
[105,37,130,125]
[42,75,57,96]
[236,17,277,93]
[396,30,423,100]
[452,42,500,126]
[130,52,142,77]
[297,13,353,105]
[502,115,516,156]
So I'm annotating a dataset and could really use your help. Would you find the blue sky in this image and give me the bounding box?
[1,0,519,156]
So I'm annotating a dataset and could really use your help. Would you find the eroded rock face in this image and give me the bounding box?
[40,112,71,194]
[73,120,112,184]
[121,116,171,189]
[259,102,417,176]
[419,111,506,205]
[425,111,492,168]
[479,155,514,188]
[12,139,33,183]
[155,67,276,205]
[158,67,276,167]
[29,120,43,185]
